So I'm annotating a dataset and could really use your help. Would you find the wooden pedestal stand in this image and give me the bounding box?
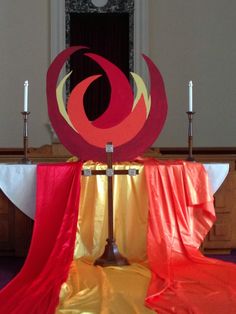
[82,142,139,267]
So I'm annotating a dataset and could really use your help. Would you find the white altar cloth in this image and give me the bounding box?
[0,163,229,220]
[0,164,36,219]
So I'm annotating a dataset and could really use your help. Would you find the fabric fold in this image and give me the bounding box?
[1,159,236,314]
[0,162,82,314]
[144,159,236,314]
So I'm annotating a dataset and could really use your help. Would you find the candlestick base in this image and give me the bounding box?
[20,157,32,164]
[94,238,129,267]
[186,156,195,162]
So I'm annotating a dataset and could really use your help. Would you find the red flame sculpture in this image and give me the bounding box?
[46,46,168,162]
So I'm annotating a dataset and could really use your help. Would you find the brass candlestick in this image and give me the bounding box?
[21,111,31,164]
[186,111,195,161]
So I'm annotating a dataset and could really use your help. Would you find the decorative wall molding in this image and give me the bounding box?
[134,0,149,81]
[50,0,149,78]
[50,0,65,61]
[91,0,109,7]
[65,0,134,13]
[65,0,134,73]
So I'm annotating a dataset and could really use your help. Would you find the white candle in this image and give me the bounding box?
[188,80,193,112]
[24,80,29,112]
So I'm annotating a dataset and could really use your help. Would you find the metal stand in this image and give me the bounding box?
[94,143,129,267]
[82,142,139,267]
[186,111,195,161]
[21,111,31,164]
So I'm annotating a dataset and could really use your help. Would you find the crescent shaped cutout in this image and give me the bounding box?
[66,74,147,147]
[84,52,134,129]
[46,46,168,162]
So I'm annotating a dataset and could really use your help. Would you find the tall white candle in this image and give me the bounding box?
[188,80,193,112]
[24,80,29,112]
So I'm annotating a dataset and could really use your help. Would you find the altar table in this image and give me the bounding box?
[0,160,235,314]
[0,162,229,220]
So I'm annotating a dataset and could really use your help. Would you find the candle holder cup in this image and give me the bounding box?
[21,111,31,164]
[186,111,195,162]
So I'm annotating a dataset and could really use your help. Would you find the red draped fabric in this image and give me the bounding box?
[144,159,236,313]
[0,162,82,314]
[1,160,236,313]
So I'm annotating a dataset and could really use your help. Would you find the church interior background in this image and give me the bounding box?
[1,1,236,313]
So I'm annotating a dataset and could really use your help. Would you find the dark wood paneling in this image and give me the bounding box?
[0,192,33,257]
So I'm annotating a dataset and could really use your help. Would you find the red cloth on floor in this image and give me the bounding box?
[144,159,236,314]
[1,159,236,313]
[0,162,82,314]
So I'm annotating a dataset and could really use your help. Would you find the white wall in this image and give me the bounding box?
[0,0,236,148]
[0,0,51,147]
[150,0,236,147]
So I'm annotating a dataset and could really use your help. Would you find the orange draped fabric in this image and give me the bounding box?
[144,159,236,313]
[0,162,82,314]
[56,161,155,313]
[1,160,236,313]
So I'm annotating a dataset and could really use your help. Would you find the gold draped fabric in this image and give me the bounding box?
[56,161,155,313]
